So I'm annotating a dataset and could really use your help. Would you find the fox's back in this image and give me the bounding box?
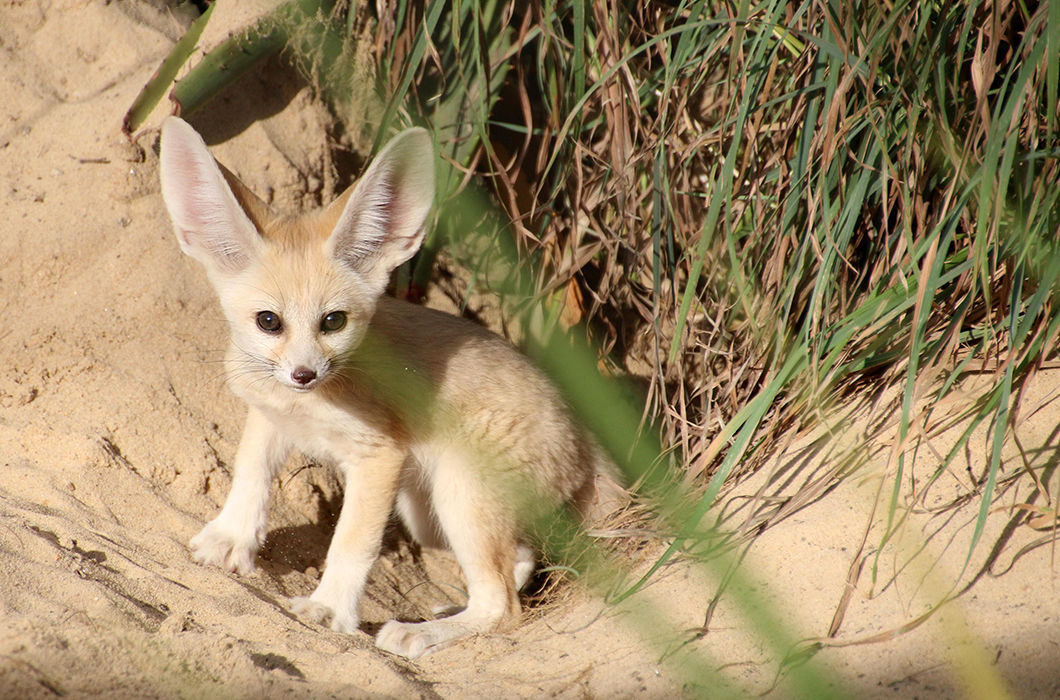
[365,296,597,500]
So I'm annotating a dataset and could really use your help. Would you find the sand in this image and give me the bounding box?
[1,2,1058,697]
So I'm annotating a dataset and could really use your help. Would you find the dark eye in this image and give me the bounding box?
[321,311,347,333]
[256,310,282,333]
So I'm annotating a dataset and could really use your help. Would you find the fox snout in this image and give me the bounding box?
[277,355,330,392]
[291,366,318,387]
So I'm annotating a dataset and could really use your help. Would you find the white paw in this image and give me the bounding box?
[289,596,360,634]
[189,519,260,575]
[375,619,470,659]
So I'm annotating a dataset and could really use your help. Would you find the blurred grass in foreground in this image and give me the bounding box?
[129,0,1060,695]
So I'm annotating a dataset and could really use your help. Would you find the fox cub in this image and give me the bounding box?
[159,117,620,658]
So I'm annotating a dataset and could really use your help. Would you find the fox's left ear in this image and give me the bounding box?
[324,128,434,289]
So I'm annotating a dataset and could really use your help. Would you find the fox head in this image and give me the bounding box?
[159,116,434,394]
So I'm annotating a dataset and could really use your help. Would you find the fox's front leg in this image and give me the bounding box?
[290,445,404,634]
[189,407,288,574]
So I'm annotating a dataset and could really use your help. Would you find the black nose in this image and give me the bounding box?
[292,367,317,385]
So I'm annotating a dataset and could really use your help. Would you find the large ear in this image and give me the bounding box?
[324,128,434,286]
[159,116,265,273]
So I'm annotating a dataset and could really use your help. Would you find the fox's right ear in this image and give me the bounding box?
[159,117,264,273]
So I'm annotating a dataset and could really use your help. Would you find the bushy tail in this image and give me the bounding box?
[574,443,631,527]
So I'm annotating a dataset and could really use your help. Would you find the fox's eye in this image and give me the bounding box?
[321,311,347,333]
[256,310,283,333]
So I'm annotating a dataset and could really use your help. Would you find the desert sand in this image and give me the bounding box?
[1,2,1058,697]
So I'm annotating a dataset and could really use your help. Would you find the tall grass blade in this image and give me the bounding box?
[123,3,215,134]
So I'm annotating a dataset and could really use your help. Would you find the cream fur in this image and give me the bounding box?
[159,116,622,659]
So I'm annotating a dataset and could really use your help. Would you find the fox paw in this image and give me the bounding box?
[290,596,359,634]
[189,520,259,575]
[375,619,471,659]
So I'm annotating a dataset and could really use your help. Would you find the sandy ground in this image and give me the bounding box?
[2,2,1059,697]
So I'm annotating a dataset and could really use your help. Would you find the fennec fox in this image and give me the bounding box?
[159,116,620,659]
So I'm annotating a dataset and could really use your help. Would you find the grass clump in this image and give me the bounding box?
[362,0,1060,524]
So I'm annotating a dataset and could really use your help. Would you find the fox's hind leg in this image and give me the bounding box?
[395,464,535,589]
[376,450,521,659]
[394,462,446,549]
